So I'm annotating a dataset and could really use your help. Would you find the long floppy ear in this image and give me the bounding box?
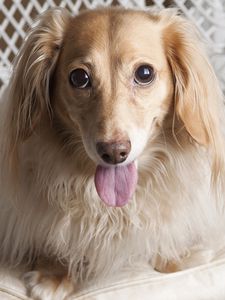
[8,8,70,145]
[161,10,225,180]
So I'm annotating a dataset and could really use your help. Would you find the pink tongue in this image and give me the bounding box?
[94,162,137,207]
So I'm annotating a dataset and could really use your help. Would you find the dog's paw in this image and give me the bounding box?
[23,271,74,300]
[153,255,181,273]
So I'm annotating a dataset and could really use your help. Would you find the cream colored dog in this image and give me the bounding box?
[1,7,225,300]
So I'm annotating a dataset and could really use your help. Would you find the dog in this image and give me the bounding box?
[1,6,225,300]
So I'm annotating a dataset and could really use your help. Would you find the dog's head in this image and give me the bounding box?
[8,8,224,206]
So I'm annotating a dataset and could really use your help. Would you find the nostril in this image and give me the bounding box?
[120,152,127,158]
[101,153,112,163]
[117,150,128,163]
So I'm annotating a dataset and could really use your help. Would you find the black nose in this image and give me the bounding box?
[96,141,131,164]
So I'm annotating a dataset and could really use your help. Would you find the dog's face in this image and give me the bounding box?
[9,8,224,206]
[52,10,173,167]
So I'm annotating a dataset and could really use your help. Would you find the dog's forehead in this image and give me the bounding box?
[65,11,110,54]
[63,10,164,66]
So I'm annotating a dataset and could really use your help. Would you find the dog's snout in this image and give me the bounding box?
[96,141,131,164]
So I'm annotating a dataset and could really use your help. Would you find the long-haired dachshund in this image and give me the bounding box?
[1,7,225,300]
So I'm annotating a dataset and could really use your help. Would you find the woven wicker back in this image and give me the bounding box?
[0,0,225,93]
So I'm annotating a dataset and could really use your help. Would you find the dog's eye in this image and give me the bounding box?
[69,69,91,89]
[134,65,155,86]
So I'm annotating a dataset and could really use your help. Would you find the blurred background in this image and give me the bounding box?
[0,0,225,95]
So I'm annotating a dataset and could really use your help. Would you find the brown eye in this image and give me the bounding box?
[69,68,91,88]
[134,65,155,86]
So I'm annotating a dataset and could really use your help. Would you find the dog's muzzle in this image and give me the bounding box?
[94,139,137,207]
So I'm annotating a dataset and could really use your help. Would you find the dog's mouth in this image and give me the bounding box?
[94,162,138,207]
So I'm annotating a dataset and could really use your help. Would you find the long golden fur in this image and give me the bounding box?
[1,7,225,299]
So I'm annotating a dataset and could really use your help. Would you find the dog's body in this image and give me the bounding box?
[1,7,225,299]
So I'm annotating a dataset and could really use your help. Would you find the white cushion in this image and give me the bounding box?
[1,259,225,300]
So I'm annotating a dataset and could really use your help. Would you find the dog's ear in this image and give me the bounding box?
[161,10,225,182]
[162,11,223,146]
[8,8,70,143]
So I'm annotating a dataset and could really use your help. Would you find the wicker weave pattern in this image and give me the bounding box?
[0,0,225,93]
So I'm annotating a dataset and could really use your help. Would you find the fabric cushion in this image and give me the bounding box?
[1,259,225,300]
